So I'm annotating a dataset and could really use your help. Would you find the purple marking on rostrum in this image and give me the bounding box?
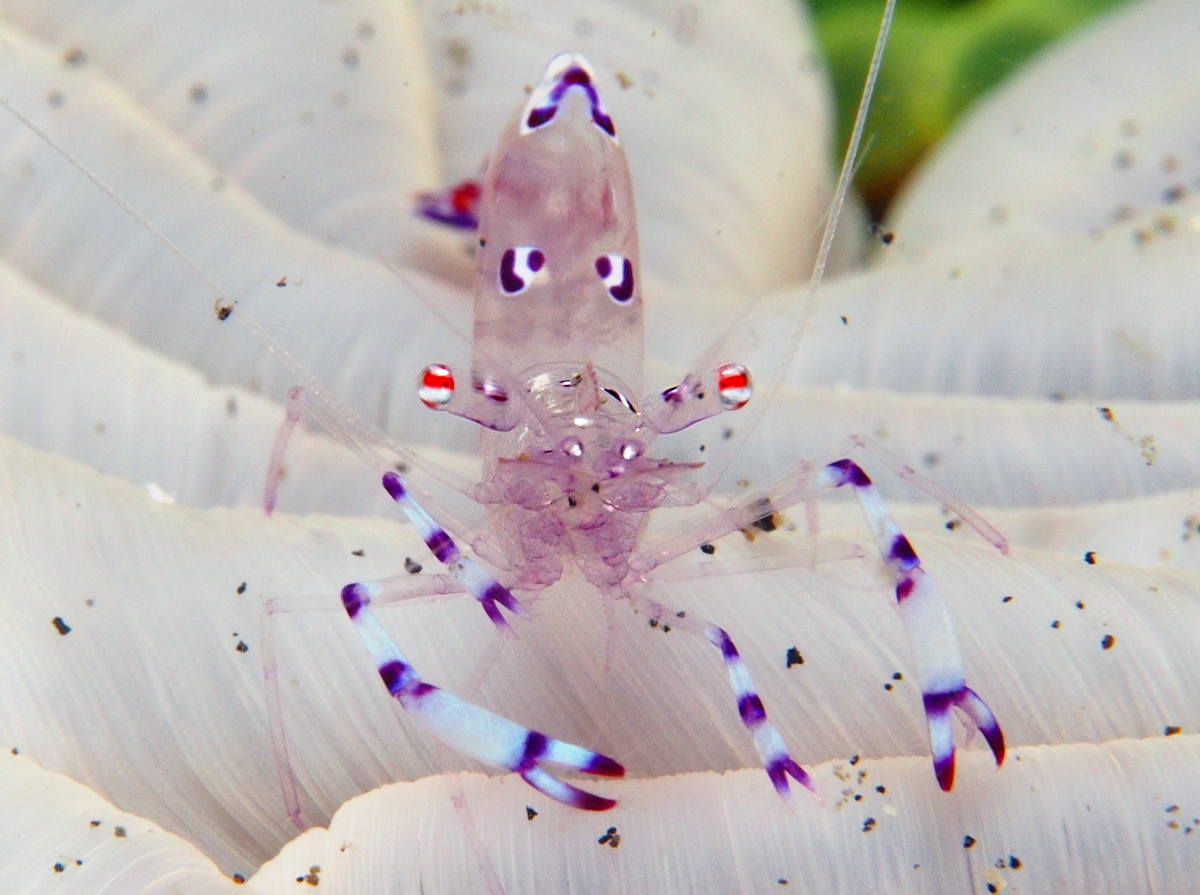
[738,693,767,726]
[381,472,405,501]
[890,534,919,568]
[518,730,549,772]
[895,575,915,602]
[425,529,457,564]
[341,582,364,618]
[526,106,555,129]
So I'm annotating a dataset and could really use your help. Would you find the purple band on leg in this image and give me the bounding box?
[381,472,405,501]
[341,582,365,618]
[738,693,767,726]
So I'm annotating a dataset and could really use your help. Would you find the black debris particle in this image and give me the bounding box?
[598,826,620,847]
[1165,725,1183,736]
[351,549,365,557]
[1001,595,1013,603]
[47,89,65,107]
[526,806,537,820]
[854,793,862,801]
[1097,407,1114,422]
[236,582,247,595]
[1008,855,1021,869]
[276,277,287,287]
[298,865,320,885]
[1084,551,1097,565]
[75,859,83,866]
[54,863,65,873]
[945,518,961,531]
[114,826,126,838]
[89,820,101,827]
[52,616,71,636]
[189,83,208,103]
[404,557,423,574]
[1075,600,1085,609]
[10,747,17,754]
[786,647,804,668]
[1101,634,1116,650]
[215,301,233,321]
[862,817,877,832]
[233,873,246,884]
[892,672,903,680]
[876,785,886,793]
[778,880,788,887]
[567,496,578,508]
[870,222,894,245]
[840,315,848,325]
[1050,620,1061,629]
[963,835,976,848]
[700,542,716,555]
[676,611,686,618]
[986,884,997,894]
[1164,184,1186,203]
[722,427,734,440]
[884,682,893,691]
[235,641,249,653]
[1166,804,1180,812]
[849,754,860,766]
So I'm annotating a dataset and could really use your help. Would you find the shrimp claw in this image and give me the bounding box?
[342,581,623,810]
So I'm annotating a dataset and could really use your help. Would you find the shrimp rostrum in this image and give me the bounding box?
[332,48,1006,813]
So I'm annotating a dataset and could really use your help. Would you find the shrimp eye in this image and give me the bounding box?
[595,253,634,303]
[499,246,546,296]
[418,363,456,408]
[716,363,752,410]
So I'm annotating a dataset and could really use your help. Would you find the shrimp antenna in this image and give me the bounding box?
[0,96,483,512]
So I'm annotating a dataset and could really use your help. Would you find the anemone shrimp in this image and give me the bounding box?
[0,0,1199,892]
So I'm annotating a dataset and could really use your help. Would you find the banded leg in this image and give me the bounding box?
[628,592,813,805]
[380,471,529,634]
[820,459,1004,790]
[342,581,624,810]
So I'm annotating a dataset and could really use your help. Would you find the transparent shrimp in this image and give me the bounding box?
[0,0,1006,820]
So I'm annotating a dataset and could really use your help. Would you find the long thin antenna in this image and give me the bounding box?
[810,0,896,290]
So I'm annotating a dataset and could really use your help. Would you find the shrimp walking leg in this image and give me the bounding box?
[625,591,814,805]
[818,458,1004,790]
[341,580,624,810]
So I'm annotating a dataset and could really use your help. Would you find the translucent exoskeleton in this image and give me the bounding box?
[317,42,1005,813]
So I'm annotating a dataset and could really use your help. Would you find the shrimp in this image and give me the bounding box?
[0,0,1005,824]
[314,26,1004,812]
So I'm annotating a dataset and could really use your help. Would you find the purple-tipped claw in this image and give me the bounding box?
[925,686,1005,791]
[767,756,815,803]
[522,766,618,811]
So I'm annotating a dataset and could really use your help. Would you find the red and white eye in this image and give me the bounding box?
[716,363,752,410]
[418,363,455,408]
[594,253,634,303]
[499,246,546,295]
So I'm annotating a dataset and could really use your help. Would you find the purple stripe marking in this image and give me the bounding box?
[737,693,767,727]
[922,688,961,715]
[565,788,617,812]
[828,458,871,488]
[517,731,549,773]
[499,248,526,294]
[583,753,625,778]
[890,534,919,568]
[896,575,915,602]
[484,582,519,613]
[426,529,457,564]
[609,258,634,302]
[480,596,508,632]
[378,660,410,696]
[418,205,479,230]
[933,751,956,792]
[381,472,405,501]
[592,110,616,138]
[710,628,739,662]
[341,582,364,618]
[526,106,555,129]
